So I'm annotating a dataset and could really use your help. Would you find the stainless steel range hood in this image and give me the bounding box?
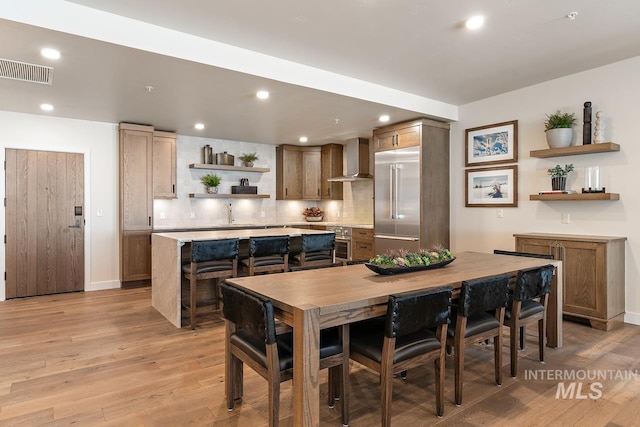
[328,137,372,182]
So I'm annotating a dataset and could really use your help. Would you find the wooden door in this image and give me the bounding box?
[395,124,421,149]
[5,149,84,298]
[276,146,302,199]
[321,144,343,200]
[120,125,153,230]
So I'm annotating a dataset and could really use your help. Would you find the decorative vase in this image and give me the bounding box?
[546,128,573,149]
[551,177,566,191]
[305,216,323,222]
[244,161,254,167]
[206,186,218,194]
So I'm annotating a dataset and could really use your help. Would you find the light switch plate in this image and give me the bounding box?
[562,213,570,224]
[497,209,504,218]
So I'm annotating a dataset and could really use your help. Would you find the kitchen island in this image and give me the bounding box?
[151,227,332,327]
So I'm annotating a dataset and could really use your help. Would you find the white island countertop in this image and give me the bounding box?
[152,222,373,232]
[154,227,332,243]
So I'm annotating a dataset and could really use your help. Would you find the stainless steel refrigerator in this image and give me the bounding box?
[374,146,421,254]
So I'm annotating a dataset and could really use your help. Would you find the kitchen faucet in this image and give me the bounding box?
[227,203,234,224]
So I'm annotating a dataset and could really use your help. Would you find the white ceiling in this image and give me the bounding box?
[1,0,639,145]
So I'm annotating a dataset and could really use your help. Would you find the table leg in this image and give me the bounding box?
[546,262,563,348]
[293,305,320,427]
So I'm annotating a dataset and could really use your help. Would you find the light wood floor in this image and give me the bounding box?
[1,287,639,426]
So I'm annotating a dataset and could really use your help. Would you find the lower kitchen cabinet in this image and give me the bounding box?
[514,233,626,331]
[352,228,374,261]
[121,231,152,282]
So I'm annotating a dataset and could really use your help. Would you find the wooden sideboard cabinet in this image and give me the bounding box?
[514,233,626,331]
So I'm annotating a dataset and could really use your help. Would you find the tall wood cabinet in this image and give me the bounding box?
[372,118,450,250]
[276,145,325,200]
[119,123,153,282]
[514,233,626,331]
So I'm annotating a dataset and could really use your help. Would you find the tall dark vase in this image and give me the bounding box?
[551,177,566,191]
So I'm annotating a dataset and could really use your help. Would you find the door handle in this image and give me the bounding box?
[68,219,81,228]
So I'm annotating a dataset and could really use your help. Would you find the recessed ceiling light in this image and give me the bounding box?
[40,103,54,111]
[195,123,205,130]
[41,48,60,60]
[256,90,270,99]
[465,15,484,30]
[379,115,390,122]
[299,136,308,143]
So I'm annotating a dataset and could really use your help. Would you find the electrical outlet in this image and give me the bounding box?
[562,213,570,224]
[336,211,341,217]
[190,212,196,219]
[96,209,103,217]
[260,211,265,218]
[497,209,504,218]
[159,212,166,220]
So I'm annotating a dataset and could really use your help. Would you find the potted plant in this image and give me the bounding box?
[547,164,574,191]
[544,110,576,148]
[302,206,324,222]
[201,173,221,194]
[239,152,259,167]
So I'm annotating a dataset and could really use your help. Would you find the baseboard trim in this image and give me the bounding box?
[87,280,121,292]
[624,311,640,326]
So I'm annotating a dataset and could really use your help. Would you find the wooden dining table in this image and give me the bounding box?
[225,251,563,427]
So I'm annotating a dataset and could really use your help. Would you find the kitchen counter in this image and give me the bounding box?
[151,227,334,327]
[152,222,373,232]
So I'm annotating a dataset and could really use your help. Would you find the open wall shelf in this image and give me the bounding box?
[189,193,270,199]
[530,142,619,158]
[189,163,270,172]
[529,193,619,201]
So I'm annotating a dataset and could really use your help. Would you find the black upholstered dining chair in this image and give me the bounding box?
[349,287,452,425]
[505,264,554,377]
[240,235,289,276]
[291,233,336,269]
[182,238,239,329]
[220,281,349,427]
[446,274,510,406]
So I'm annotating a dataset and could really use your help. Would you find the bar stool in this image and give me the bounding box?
[291,233,336,269]
[182,238,239,329]
[241,235,289,276]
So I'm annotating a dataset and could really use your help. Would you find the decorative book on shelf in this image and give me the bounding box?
[539,190,577,195]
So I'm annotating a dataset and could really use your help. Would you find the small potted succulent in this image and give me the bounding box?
[547,164,574,191]
[201,173,221,194]
[239,152,259,167]
[302,206,324,222]
[544,110,576,148]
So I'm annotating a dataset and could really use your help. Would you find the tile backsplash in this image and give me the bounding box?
[153,135,373,229]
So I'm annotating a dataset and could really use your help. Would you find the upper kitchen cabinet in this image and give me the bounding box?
[153,131,177,199]
[276,145,303,199]
[276,145,322,200]
[373,122,421,152]
[303,147,322,199]
[321,144,343,200]
[119,123,153,230]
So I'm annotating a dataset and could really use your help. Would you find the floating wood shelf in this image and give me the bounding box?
[188,163,270,172]
[529,193,619,201]
[530,142,619,158]
[188,193,270,199]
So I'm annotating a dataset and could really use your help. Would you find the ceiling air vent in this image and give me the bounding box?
[0,58,53,85]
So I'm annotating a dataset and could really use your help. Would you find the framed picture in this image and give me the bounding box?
[465,165,518,207]
[465,120,518,166]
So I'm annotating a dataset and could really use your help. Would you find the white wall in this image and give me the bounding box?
[450,55,640,325]
[0,111,120,300]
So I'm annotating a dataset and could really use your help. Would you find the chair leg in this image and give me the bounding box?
[340,362,349,426]
[454,338,465,406]
[269,377,280,427]
[520,325,525,350]
[434,353,445,417]
[328,367,336,408]
[190,275,197,330]
[538,317,546,362]
[400,370,407,380]
[380,362,393,427]
[494,332,502,386]
[510,323,519,378]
